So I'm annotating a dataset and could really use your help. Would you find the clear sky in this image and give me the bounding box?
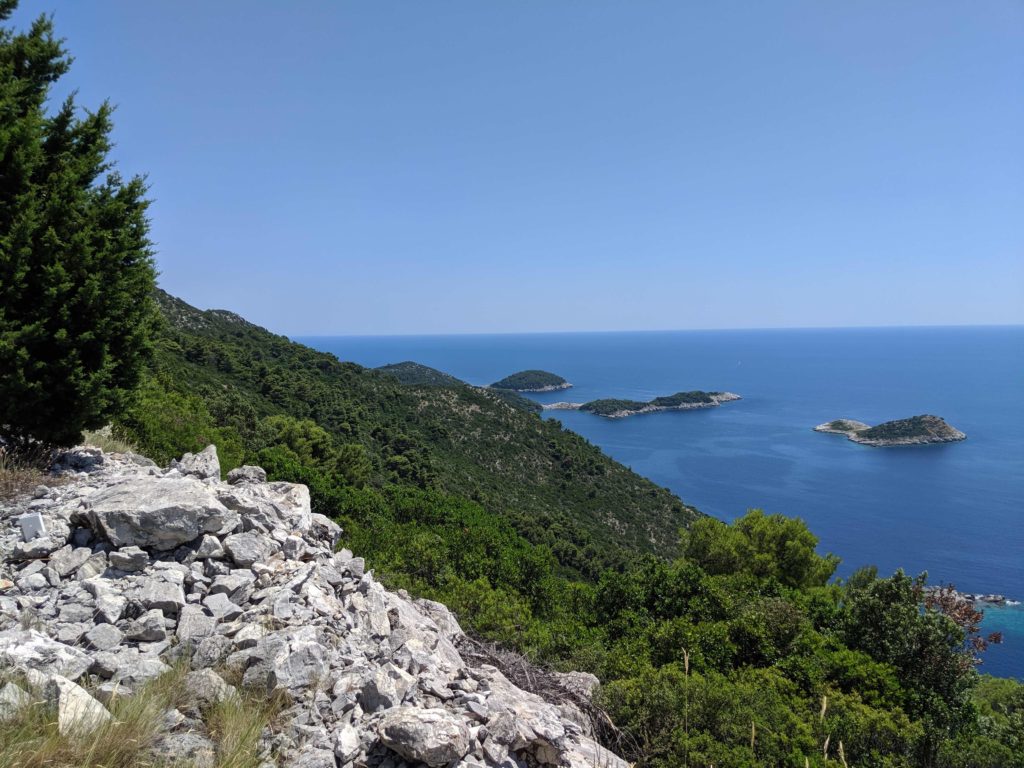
[14,1,1024,334]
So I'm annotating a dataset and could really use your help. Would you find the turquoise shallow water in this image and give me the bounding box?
[300,327,1024,678]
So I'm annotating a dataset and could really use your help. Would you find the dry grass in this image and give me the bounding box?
[205,688,287,768]
[0,663,189,768]
[0,445,53,502]
[81,427,137,454]
[0,662,281,768]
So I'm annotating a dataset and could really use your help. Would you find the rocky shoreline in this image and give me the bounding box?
[512,383,573,393]
[602,392,740,419]
[814,415,966,447]
[0,445,626,768]
[924,586,1021,608]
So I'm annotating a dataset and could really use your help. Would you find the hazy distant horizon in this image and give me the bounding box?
[293,322,1024,339]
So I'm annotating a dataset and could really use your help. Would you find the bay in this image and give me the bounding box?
[300,326,1024,678]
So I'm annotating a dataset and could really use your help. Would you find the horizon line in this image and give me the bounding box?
[291,322,1024,340]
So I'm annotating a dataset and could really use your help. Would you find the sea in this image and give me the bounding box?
[299,327,1024,679]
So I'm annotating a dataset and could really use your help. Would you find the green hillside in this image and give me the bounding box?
[131,290,693,574]
[376,361,466,388]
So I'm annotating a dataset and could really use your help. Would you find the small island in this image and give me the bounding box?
[577,391,741,418]
[814,414,966,447]
[490,369,572,392]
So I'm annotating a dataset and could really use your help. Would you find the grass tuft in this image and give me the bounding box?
[0,661,282,768]
[0,445,52,501]
[81,426,137,454]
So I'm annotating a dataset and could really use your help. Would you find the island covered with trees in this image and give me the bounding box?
[578,390,741,418]
[815,414,966,446]
[490,369,572,392]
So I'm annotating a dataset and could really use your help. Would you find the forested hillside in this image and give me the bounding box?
[107,289,1024,768]
[128,290,693,576]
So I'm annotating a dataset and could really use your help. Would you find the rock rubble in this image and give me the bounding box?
[0,444,627,768]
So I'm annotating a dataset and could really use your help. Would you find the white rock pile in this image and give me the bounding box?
[0,444,627,768]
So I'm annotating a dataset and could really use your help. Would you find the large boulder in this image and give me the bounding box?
[169,444,221,480]
[0,629,92,681]
[44,675,112,735]
[216,482,311,535]
[378,707,471,767]
[86,477,237,550]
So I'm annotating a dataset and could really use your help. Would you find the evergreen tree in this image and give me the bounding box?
[0,0,156,447]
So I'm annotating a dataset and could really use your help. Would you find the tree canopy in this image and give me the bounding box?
[0,0,156,447]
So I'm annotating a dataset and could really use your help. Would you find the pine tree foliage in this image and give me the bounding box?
[0,0,156,447]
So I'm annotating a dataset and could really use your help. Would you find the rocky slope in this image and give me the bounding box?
[0,445,626,768]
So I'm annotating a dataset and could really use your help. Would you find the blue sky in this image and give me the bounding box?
[15,1,1024,334]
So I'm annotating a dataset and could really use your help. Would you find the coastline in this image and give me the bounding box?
[592,392,742,419]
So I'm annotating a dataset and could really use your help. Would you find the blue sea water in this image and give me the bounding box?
[299,327,1024,678]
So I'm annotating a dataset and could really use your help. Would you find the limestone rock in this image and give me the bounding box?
[378,706,472,766]
[169,444,221,480]
[87,477,235,551]
[84,623,124,652]
[44,674,112,735]
[109,546,149,572]
[223,531,276,568]
[0,629,92,680]
[0,682,30,720]
[227,465,266,485]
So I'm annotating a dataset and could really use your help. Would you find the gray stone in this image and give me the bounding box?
[282,534,306,560]
[95,593,126,624]
[203,591,242,621]
[84,623,124,651]
[191,633,232,669]
[112,657,170,689]
[360,663,416,712]
[44,674,112,735]
[183,668,236,712]
[216,481,312,535]
[17,572,47,590]
[334,723,362,762]
[12,535,58,560]
[75,552,108,580]
[55,622,90,644]
[87,476,236,551]
[223,531,276,568]
[0,682,30,720]
[378,707,471,767]
[49,545,93,577]
[289,749,336,768]
[157,732,216,768]
[243,627,328,695]
[124,608,167,642]
[0,629,92,680]
[58,602,95,623]
[176,604,217,643]
[195,534,225,560]
[227,465,266,485]
[92,681,133,705]
[139,578,186,615]
[169,444,221,481]
[109,546,149,572]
